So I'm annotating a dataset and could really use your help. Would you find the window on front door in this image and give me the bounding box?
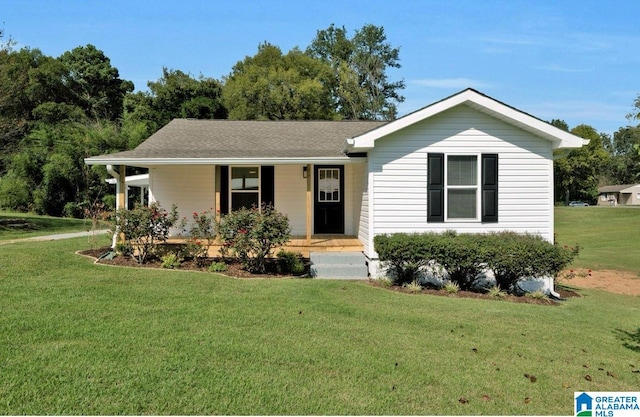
[230,166,259,211]
[318,168,340,202]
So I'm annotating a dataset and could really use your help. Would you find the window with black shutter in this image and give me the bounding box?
[427,153,498,222]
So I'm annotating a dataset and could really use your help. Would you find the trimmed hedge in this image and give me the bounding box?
[374,231,578,292]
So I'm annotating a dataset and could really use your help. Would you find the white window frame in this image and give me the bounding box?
[229,166,261,211]
[444,154,480,221]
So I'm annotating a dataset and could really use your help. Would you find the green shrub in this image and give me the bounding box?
[179,209,217,265]
[443,281,460,294]
[375,230,580,295]
[431,232,487,291]
[115,242,132,256]
[487,285,506,298]
[217,204,291,273]
[276,250,305,275]
[403,280,423,294]
[208,261,228,273]
[484,232,579,292]
[376,277,393,288]
[0,175,31,211]
[63,202,83,218]
[526,290,547,300]
[373,233,436,285]
[113,202,179,264]
[161,252,181,269]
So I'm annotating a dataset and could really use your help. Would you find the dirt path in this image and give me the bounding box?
[560,269,640,296]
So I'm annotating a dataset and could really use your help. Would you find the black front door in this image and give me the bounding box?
[314,166,344,234]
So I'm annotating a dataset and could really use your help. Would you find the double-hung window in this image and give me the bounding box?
[428,153,498,223]
[230,166,260,211]
[446,155,478,220]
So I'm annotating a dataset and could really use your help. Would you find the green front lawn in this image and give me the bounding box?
[0,211,102,241]
[0,236,637,415]
[555,206,640,273]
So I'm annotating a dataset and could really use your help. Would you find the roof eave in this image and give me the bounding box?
[84,156,366,166]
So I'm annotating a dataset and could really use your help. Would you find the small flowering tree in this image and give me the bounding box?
[114,202,179,264]
[179,209,218,266]
[217,203,291,273]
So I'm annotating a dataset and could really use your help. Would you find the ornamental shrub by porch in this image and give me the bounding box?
[113,202,179,264]
[179,209,217,265]
[217,204,291,273]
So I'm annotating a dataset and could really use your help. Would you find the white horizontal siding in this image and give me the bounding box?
[274,165,307,236]
[349,163,366,238]
[369,104,554,253]
[358,174,370,252]
[149,165,215,236]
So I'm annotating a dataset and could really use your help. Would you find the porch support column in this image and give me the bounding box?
[107,164,127,248]
[117,165,126,210]
[214,165,221,222]
[306,164,312,245]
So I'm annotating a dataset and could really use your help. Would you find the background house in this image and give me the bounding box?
[597,184,640,206]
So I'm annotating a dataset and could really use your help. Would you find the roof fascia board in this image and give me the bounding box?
[85,156,366,166]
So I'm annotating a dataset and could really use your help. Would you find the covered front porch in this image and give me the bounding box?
[167,235,364,258]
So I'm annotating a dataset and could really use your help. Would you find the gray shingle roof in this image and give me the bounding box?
[87,119,386,162]
[598,184,640,193]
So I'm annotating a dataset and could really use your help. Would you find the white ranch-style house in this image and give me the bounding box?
[86,89,587,279]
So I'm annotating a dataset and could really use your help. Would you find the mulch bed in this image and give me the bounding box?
[79,246,580,305]
[79,246,310,278]
[368,279,580,305]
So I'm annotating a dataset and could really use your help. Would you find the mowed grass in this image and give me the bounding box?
[0,211,99,241]
[555,206,640,273]
[0,235,638,415]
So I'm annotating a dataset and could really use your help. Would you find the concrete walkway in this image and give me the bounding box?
[0,229,111,245]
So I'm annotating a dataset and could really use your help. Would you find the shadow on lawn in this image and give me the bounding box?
[614,328,640,352]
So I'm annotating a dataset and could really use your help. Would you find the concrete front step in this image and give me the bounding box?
[309,251,368,279]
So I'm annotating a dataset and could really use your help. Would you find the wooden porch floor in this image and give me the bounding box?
[167,235,363,258]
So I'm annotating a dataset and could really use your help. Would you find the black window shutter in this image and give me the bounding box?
[427,153,445,222]
[219,165,229,215]
[481,154,498,223]
[261,166,275,207]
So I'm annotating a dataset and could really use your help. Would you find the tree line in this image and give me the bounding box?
[0,23,638,217]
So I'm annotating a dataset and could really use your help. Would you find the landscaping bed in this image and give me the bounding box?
[80,246,579,304]
[79,246,311,278]
[367,277,579,305]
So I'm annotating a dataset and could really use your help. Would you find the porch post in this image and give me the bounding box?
[214,165,221,222]
[306,164,312,245]
[117,165,126,210]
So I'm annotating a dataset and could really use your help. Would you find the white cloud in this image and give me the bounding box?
[410,78,493,90]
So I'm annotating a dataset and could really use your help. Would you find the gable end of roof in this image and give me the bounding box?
[347,88,587,151]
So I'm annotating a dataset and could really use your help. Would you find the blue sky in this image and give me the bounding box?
[4,0,640,135]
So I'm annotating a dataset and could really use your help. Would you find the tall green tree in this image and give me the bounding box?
[554,123,609,204]
[0,43,137,215]
[306,24,405,120]
[58,44,133,121]
[607,126,640,184]
[124,68,226,132]
[223,43,335,120]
